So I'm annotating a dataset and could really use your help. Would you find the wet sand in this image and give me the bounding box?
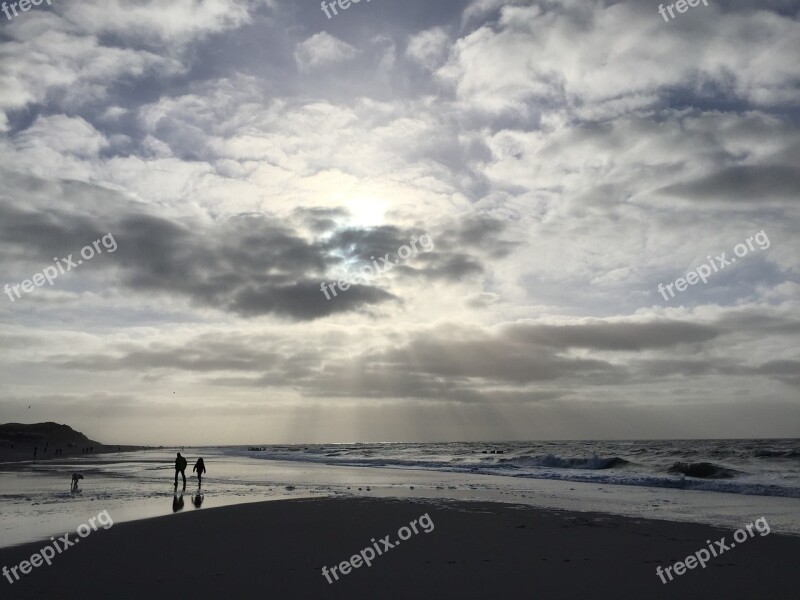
[0,497,797,599]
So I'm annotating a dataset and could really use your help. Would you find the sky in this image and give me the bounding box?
[0,0,798,445]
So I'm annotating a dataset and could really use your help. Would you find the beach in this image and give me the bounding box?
[1,497,798,599]
[2,444,799,598]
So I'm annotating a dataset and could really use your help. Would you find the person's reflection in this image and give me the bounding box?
[172,493,184,513]
[192,493,204,509]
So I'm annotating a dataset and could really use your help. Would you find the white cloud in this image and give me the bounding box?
[439,1,800,117]
[406,27,451,71]
[0,24,181,132]
[294,32,359,72]
[61,0,260,48]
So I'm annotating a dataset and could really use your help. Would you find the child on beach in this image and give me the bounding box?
[193,457,206,487]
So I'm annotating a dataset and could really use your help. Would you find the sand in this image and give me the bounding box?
[0,497,797,599]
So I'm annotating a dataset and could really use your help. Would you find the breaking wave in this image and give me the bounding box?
[500,453,629,470]
[668,461,737,479]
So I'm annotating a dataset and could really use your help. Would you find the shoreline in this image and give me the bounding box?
[2,450,800,552]
[1,497,798,599]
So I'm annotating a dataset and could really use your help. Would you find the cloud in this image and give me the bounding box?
[13,115,108,158]
[406,27,451,71]
[463,292,501,308]
[658,165,800,205]
[503,320,721,351]
[62,0,262,48]
[0,0,798,442]
[438,1,800,117]
[0,178,510,320]
[0,20,182,133]
[295,32,359,71]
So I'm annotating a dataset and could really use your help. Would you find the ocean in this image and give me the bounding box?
[227,438,800,498]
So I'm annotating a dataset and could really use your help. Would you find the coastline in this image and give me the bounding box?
[2,449,800,552]
[1,497,798,599]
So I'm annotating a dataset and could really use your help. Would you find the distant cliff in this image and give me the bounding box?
[0,422,100,446]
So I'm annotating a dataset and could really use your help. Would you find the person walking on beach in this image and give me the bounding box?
[174,452,188,490]
[193,457,206,487]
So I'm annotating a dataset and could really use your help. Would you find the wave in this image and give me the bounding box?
[753,449,800,458]
[501,471,800,498]
[500,453,629,470]
[668,461,737,479]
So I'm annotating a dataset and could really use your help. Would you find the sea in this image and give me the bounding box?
[229,438,800,498]
[1,438,799,548]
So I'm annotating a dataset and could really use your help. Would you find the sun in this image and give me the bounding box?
[345,196,386,228]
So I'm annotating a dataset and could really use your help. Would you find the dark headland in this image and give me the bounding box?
[0,422,142,462]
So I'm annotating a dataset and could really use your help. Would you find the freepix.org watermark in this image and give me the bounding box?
[320,233,434,300]
[2,510,113,585]
[657,230,769,302]
[320,0,371,20]
[658,0,709,23]
[655,516,770,584]
[321,513,435,584]
[1,0,52,23]
[4,233,117,303]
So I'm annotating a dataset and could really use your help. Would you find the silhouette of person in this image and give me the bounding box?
[174,452,188,489]
[172,493,184,513]
[71,473,83,492]
[193,458,206,487]
[192,493,204,508]
[33,447,37,459]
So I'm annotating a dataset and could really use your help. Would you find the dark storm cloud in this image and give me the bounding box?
[0,193,403,320]
[0,180,512,320]
[659,165,800,204]
[503,321,721,351]
[323,219,505,282]
[230,279,395,319]
[0,201,111,262]
[84,211,393,320]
